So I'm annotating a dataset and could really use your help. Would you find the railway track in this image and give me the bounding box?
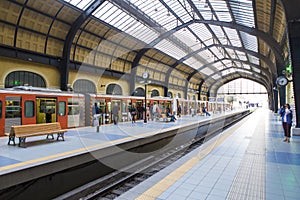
[53,111,251,200]
[58,135,212,200]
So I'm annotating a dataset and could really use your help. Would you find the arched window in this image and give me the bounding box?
[177,93,181,98]
[5,71,46,88]
[151,89,159,97]
[133,87,145,96]
[167,91,173,98]
[73,79,96,94]
[106,83,122,95]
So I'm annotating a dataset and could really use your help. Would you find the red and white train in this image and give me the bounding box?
[0,86,231,136]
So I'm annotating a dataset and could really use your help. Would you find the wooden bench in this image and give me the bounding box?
[7,122,67,147]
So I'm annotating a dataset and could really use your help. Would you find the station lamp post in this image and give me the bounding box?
[141,72,151,123]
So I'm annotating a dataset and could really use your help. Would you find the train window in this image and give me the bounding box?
[5,98,21,118]
[58,102,66,116]
[68,102,79,115]
[0,101,2,118]
[25,101,34,117]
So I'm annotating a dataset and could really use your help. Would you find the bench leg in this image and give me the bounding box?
[57,133,65,141]
[8,136,16,145]
[18,137,26,148]
[46,134,54,140]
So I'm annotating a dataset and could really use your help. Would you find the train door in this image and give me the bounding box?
[21,95,36,125]
[36,98,56,124]
[5,96,22,134]
[68,98,81,128]
[0,95,4,136]
[57,97,68,129]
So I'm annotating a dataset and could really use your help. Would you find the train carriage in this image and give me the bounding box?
[0,86,85,136]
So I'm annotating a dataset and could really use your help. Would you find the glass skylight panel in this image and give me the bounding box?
[236,69,252,75]
[155,39,187,60]
[209,25,225,41]
[93,1,157,44]
[209,46,224,60]
[240,31,258,52]
[164,0,193,23]
[174,30,198,49]
[248,54,260,65]
[242,64,251,70]
[197,49,215,63]
[63,0,93,10]
[129,26,158,44]
[229,0,255,28]
[184,57,202,69]
[221,68,235,76]
[212,74,221,80]
[237,52,248,61]
[93,2,116,21]
[189,24,213,44]
[210,0,232,22]
[193,0,213,20]
[223,27,242,47]
[200,68,214,76]
[252,67,261,74]
[212,62,226,71]
[223,48,236,58]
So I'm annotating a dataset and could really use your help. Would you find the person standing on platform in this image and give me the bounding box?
[130,105,137,123]
[279,103,293,143]
[149,104,154,121]
[177,104,182,118]
[92,103,100,126]
[112,103,119,125]
[46,109,52,123]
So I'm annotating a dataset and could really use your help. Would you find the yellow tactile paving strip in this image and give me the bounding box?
[135,119,246,200]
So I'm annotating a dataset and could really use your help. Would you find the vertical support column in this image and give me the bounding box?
[288,23,300,128]
[273,89,279,113]
[144,83,147,123]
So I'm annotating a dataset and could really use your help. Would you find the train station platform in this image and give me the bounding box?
[116,108,300,200]
[1,111,232,195]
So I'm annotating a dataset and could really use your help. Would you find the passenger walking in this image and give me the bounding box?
[149,104,154,121]
[130,105,137,123]
[112,103,119,125]
[279,104,293,143]
[177,104,182,117]
[153,103,158,120]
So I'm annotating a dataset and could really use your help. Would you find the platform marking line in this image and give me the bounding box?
[135,116,250,200]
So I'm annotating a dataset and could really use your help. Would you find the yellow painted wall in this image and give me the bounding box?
[69,70,130,94]
[0,56,60,88]
[168,89,184,99]
[0,57,192,99]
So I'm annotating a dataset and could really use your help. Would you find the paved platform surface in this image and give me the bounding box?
[0,112,219,174]
[116,108,300,200]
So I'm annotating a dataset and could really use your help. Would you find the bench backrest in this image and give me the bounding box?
[11,122,62,137]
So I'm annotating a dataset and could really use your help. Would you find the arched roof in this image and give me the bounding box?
[0,0,291,95]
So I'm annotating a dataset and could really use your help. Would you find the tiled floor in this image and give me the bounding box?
[0,113,215,174]
[116,108,300,200]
